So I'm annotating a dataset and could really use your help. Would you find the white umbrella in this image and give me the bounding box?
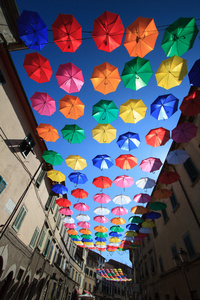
[62,216,75,223]
[93,207,110,215]
[113,194,131,205]
[136,177,156,189]
[76,214,90,221]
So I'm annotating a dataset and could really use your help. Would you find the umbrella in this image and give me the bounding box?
[36,124,59,142]
[62,216,75,223]
[59,95,85,120]
[47,170,65,183]
[119,99,147,124]
[95,232,108,238]
[111,207,128,216]
[73,202,90,212]
[150,94,179,120]
[82,238,93,242]
[79,229,91,234]
[115,154,137,170]
[76,214,90,221]
[42,150,63,166]
[67,229,78,235]
[123,236,134,242]
[94,226,108,233]
[155,55,187,90]
[113,195,131,205]
[61,124,85,144]
[52,184,68,195]
[90,62,121,95]
[131,206,148,215]
[158,171,180,184]
[93,207,110,215]
[82,234,93,239]
[71,188,88,199]
[95,241,107,246]
[56,198,71,207]
[65,155,87,170]
[125,231,138,237]
[59,207,73,215]
[139,157,162,173]
[93,193,111,204]
[144,212,161,220]
[172,122,198,143]
[92,176,112,189]
[139,227,152,234]
[109,237,121,243]
[114,175,134,189]
[153,189,172,199]
[111,217,126,225]
[95,237,107,242]
[124,16,159,58]
[109,232,122,237]
[92,11,124,52]
[167,149,190,165]
[188,59,200,87]
[121,57,153,91]
[126,224,140,231]
[92,124,116,143]
[68,172,88,185]
[149,202,167,211]
[117,132,140,151]
[145,127,170,147]
[55,62,84,93]
[23,52,53,83]
[92,155,114,170]
[161,17,199,57]
[128,216,144,224]
[30,92,56,116]
[92,100,119,123]
[77,221,90,228]
[17,10,48,50]
[64,223,76,229]
[180,89,200,116]
[110,226,124,233]
[136,177,156,190]
[133,193,152,203]
[94,216,109,223]
[52,14,82,52]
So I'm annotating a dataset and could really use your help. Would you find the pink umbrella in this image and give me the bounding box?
[55,62,84,93]
[73,202,90,211]
[111,206,128,216]
[94,216,109,223]
[64,223,77,229]
[93,193,111,204]
[139,157,162,173]
[114,175,134,189]
[59,207,73,215]
[77,221,90,228]
[172,122,198,143]
[30,92,56,116]
[133,193,152,203]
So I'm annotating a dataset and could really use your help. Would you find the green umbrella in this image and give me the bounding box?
[81,234,93,239]
[121,57,153,91]
[95,232,108,238]
[149,202,167,211]
[110,225,124,233]
[128,216,144,224]
[42,150,63,165]
[92,100,119,124]
[61,124,85,144]
[69,235,80,239]
[161,17,199,57]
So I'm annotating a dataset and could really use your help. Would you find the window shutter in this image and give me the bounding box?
[0,176,7,194]
[45,194,55,210]
[12,206,27,232]
[184,158,199,182]
[36,166,47,188]
[38,227,46,249]
[29,227,40,249]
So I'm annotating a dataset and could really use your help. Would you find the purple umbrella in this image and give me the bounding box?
[172,122,198,143]
[133,193,152,203]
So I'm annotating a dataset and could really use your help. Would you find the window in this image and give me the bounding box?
[170,189,178,210]
[150,256,155,273]
[45,193,56,210]
[43,234,51,257]
[54,206,59,221]
[0,176,7,194]
[159,256,164,273]
[71,269,74,280]
[89,283,91,291]
[38,227,46,249]
[171,244,178,257]
[57,214,61,229]
[35,166,47,188]
[153,226,158,237]
[29,227,40,249]
[183,234,196,259]
[16,268,24,281]
[85,268,89,275]
[19,133,35,158]
[53,250,57,264]
[12,205,27,232]
[184,158,199,182]
[0,70,6,84]
[48,243,54,261]
[51,198,56,211]
[90,270,93,277]
[84,282,87,289]
[75,272,77,282]
[162,208,169,222]
[93,272,96,278]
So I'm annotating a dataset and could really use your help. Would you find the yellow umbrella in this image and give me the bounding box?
[125,231,138,237]
[84,242,94,246]
[109,237,121,243]
[65,155,87,170]
[92,124,116,143]
[73,241,84,245]
[142,221,156,228]
[155,55,187,90]
[47,170,65,182]
[95,241,106,246]
[119,99,147,123]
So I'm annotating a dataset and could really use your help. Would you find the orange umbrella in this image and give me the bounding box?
[115,154,137,170]
[90,62,121,95]
[124,16,159,58]
[67,229,78,235]
[36,123,59,142]
[111,217,126,225]
[59,95,85,120]
[94,226,108,232]
[153,189,173,199]
[79,229,92,234]
[131,206,149,214]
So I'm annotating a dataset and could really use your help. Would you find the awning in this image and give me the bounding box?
[84,290,91,295]
[76,288,81,295]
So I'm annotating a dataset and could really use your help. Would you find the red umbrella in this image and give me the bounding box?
[115,154,137,170]
[92,11,124,52]
[92,176,112,189]
[56,198,71,207]
[59,207,73,215]
[73,203,90,211]
[180,89,200,116]
[30,92,56,116]
[159,171,180,184]
[145,127,170,147]
[23,52,53,83]
[52,14,82,52]
[111,206,128,216]
[172,122,198,143]
[71,188,88,199]
[139,157,162,173]
[77,221,90,228]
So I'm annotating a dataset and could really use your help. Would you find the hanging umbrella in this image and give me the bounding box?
[65,155,87,170]
[92,176,112,189]
[56,198,71,207]
[109,232,122,237]
[113,195,131,205]
[79,229,91,234]
[139,157,162,173]
[172,122,198,143]
[92,100,119,123]
[67,229,78,235]
[145,127,170,147]
[109,237,121,243]
[94,216,109,223]
[23,52,53,83]
[133,193,152,203]
[128,216,144,224]
[110,226,124,232]
[92,11,124,52]
[125,231,138,237]
[17,10,48,50]
[95,237,107,242]
[76,214,90,221]
[64,223,76,229]
[144,212,161,220]
[180,89,200,116]
[73,202,90,212]
[52,184,68,195]
[93,193,111,204]
[119,99,147,124]
[77,221,90,228]
[56,62,84,93]
[59,95,85,120]
[121,57,153,91]
[62,216,75,223]
[71,188,88,199]
[52,14,82,52]
[161,17,199,57]
[82,234,93,239]
[155,55,187,90]
[139,227,152,234]
[115,154,137,170]
[59,207,73,215]
[167,149,190,165]
[61,124,85,144]
[188,59,200,87]
[150,94,179,120]
[82,238,93,243]
[94,226,108,232]
[111,217,126,225]
[158,171,180,184]
[91,62,121,95]
[36,124,59,142]
[149,202,167,211]
[47,170,65,183]
[96,241,107,246]
[136,177,156,190]
[111,207,128,216]
[123,236,134,242]
[92,155,114,170]
[95,232,108,238]
[153,189,172,199]
[126,224,140,231]
[124,16,159,58]
[30,92,56,116]
[116,132,140,152]
[131,206,148,215]
[68,172,88,185]
[114,175,134,189]
[42,150,63,166]
[92,124,116,143]
[93,207,110,215]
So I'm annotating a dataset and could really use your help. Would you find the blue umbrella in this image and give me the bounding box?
[68,172,88,185]
[17,10,48,50]
[150,94,179,120]
[126,224,140,231]
[188,59,200,87]
[109,232,122,237]
[167,149,190,165]
[92,154,114,170]
[51,183,68,194]
[82,238,93,242]
[144,212,161,219]
[117,132,141,151]
[95,237,107,242]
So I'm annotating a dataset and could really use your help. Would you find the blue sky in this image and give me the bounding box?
[11,0,200,266]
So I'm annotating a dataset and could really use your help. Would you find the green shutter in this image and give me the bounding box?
[54,206,59,220]
[12,206,27,232]
[0,176,7,194]
[29,227,40,249]
[38,227,46,249]
[36,167,47,188]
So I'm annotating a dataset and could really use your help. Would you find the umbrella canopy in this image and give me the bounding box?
[167,149,190,165]
[71,188,88,199]
[93,207,110,215]
[95,232,108,238]
[17,10,48,50]
[139,227,151,234]
[144,212,161,220]
[79,229,92,234]
[136,177,156,190]
[111,217,126,225]
[92,155,114,170]
[149,202,167,211]
[180,89,200,116]
[36,124,59,142]
[56,62,84,93]
[82,234,93,239]
[42,150,63,166]
[94,216,109,223]
[64,223,76,229]
[145,127,170,147]
[115,154,137,170]
[110,226,124,233]
[161,17,199,57]
[61,124,85,144]
[94,226,108,233]
[90,62,121,95]
[114,175,134,189]
[92,11,124,52]
[153,189,172,199]
[131,206,148,215]
[188,59,200,87]
[52,14,82,52]
[65,155,87,170]
[93,193,111,204]
[121,57,153,91]
[59,95,85,120]
[59,207,73,215]
[92,124,116,143]
[150,94,179,120]
[95,237,107,242]
[139,157,162,173]
[172,122,198,143]
[68,172,88,185]
[113,195,131,205]
[125,231,138,237]
[133,193,152,203]
[23,52,53,83]
[117,132,140,151]
[47,170,65,183]
[128,216,144,224]
[92,100,119,123]
[92,176,112,189]
[109,237,121,243]
[76,214,90,221]
[155,55,187,90]
[56,198,71,207]
[109,232,122,237]
[52,184,68,195]
[62,216,75,223]
[124,16,159,58]
[77,221,90,228]
[119,99,147,124]
[30,92,56,116]
[158,171,180,184]
[67,229,78,235]
[111,207,128,216]
[126,224,140,231]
